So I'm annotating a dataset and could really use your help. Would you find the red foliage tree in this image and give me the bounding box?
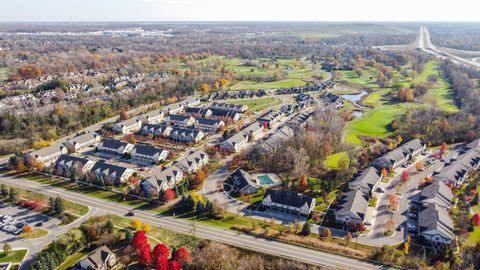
[401,171,410,183]
[473,214,480,226]
[139,243,153,267]
[153,243,170,259]
[433,152,441,159]
[440,142,448,153]
[168,260,182,270]
[155,256,168,270]
[132,230,148,250]
[173,246,192,265]
[163,189,175,202]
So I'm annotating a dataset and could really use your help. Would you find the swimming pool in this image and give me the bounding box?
[257,174,274,185]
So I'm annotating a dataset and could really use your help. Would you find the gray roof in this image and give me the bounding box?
[263,189,315,210]
[132,144,166,156]
[156,165,182,183]
[242,122,263,135]
[55,155,92,168]
[78,245,114,269]
[259,126,294,153]
[420,180,453,208]
[336,190,369,220]
[66,132,99,145]
[374,139,425,168]
[229,168,258,191]
[115,117,141,127]
[349,167,381,193]
[99,139,130,150]
[434,149,480,183]
[195,117,222,127]
[418,203,454,241]
[223,132,248,146]
[30,144,66,159]
[91,162,130,179]
[167,114,194,123]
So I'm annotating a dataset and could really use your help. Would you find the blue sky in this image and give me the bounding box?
[1,0,478,22]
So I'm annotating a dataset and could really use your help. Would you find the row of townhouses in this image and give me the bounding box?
[141,124,205,143]
[97,139,170,164]
[220,122,264,152]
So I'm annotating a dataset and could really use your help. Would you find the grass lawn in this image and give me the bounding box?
[230,79,307,90]
[228,97,281,111]
[0,249,27,263]
[55,249,90,270]
[324,152,348,169]
[467,226,480,246]
[21,228,48,239]
[338,68,378,88]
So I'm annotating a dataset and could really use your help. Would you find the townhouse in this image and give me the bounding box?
[54,155,96,177]
[227,168,260,195]
[220,132,249,152]
[169,126,205,143]
[65,132,102,152]
[161,102,184,115]
[139,110,165,125]
[185,107,212,118]
[348,167,382,195]
[261,189,316,216]
[155,165,184,190]
[210,108,241,122]
[26,144,68,166]
[373,139,426,170]
[418,180,453,209]
[97,139,134,156]
[257,110,283,128]
[174,149,209,174]
[242,122,264,140]
[334,189,369,225]
[166,114,195,127]
[91,162,135,185]
[141,124,173,138]
[194,118,225,133]
[417,203,455,247]
[210,102,248,113]
[258,125,295,154]
[130,144,169,164]
[75,245,116,270]
[180,97,200,108]
[112,117,142,134]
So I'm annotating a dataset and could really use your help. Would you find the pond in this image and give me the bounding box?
[352,110,364,118]
[341,90,368,103]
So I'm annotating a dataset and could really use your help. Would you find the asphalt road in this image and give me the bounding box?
[0,175,385,270]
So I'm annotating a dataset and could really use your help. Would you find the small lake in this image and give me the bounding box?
[341,90,368,103]
[352,110,364,118]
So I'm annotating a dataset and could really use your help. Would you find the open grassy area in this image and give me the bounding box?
[324,152,348,169]
[0,249,27,264]
[230,79,307,90]
[337,68,379,88]
[55,249,90,270]
[228,97,281,111]
[288,23,413,39]
[21,228,48,239]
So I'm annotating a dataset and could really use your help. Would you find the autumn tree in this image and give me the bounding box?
[131,219,143,231]
[167,260,181,270]
[473,214,480,226]
[440,142,448,153]
[22,225,33,234]
[120,110,129,120]
[132,230,148,250]
[139,243,153,267]
[388,194,398,211]
[416,161,425,172]
[173,246,192,265]
[385,219,395,234]
[2,243,12,254]
[190,170,206,187]
[322,227,332,239]
[16,160,26,173]
[199,83,210,94]
[345,232,352,246]
[401,171,410,183]
[142,223,151,233]
[403,235,411,255]
[381,168,388,178]
[153,243,170,259]
[163,189,175,202]
[297,175,309,192]
[155,256,168,270]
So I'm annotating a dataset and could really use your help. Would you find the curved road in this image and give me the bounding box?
[0,175,385,270]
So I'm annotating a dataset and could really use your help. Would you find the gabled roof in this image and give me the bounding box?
[223,132,248,146]
[167,114,194,122]
[434,149,480,183]
[336,190,369,220]
[229,168,258,190]
[132,144,166,157]
[242,122,263,135]
[420,180,453,208]
[195,117,222,126]
[210,108,240,118]
[29,144,66,159]
[55,155,92,168]
[91,162,130,178]
[115,117,141,127]
[66,132,100,145]
[374,139,425,168]
[263,189,315,210]
[99,139,130,150]
[79,245,114,269]
[418,203,454,241]
[156,165,182,183]
[349,167,381,193]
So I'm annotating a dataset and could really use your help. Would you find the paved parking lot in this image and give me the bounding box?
[0,203,59,244]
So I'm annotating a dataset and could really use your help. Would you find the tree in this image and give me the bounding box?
[440,142,448,153]
[297,175,308,192]
[300,222,311,236]
[385,219,395,234]
[381,168,388,178]
[105,220,114,233]
[2,243,12,254]
[131,219,142,231]
[401,171,410,183]
[322,228,332,239]
[22,225,33,234]
[125,228,134,242]
[403,235,411,255]
[416,161,425,171]
[190,170,206,187]
[345,232,352,246]
[0,184,9,199]
[120,110,129,120]
[473,214,480,226]
[132,230,148,250]
[138,243,153,267]
[155,256,168,270]
[142,223,151,233]
[53,196,64,214]
[16,159,26,173]
[163,189,175,202]
[199,83,210,94]
[388,194,398,211]
[167,260,181,270]
[9,188,18,203]
[153,243,170,259]
[173,246,192,265]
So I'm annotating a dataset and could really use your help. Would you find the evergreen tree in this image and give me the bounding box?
[105,220,114,234]
[158,189,165,202]
[125,228,133,242]
[2,242,12,254]
[184,195,195,211]
[8,188,18,202]
[0,184,9,198]
[54,196,64,214]
[48,197,56,210]
[301,222,311,236]
[196,202,205,213]
[206,200,215,216]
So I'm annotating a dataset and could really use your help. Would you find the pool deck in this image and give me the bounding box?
[253,173,283,188]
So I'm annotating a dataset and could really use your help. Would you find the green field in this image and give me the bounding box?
[0,67,9,81]
[338,68,379,88]
[324,152,348,169]
[288,23,413,39]
[229,97,281,111]
[230,79,307,90]
[0,249,27,264]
